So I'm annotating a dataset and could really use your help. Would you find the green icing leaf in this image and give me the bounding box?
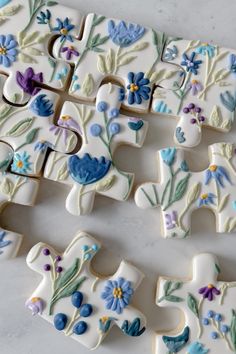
[46,1,58,6]
[25,127,40,144]
[164,295,184,302]
[215,263,221,274]
[164,280,172,295]
[54,258,80,291]
[5,117,34,137]
[172,173,191,203]
[187,293,199,318]
[92,15,106,27]
[230,309,236,350]
[159,280,184,303]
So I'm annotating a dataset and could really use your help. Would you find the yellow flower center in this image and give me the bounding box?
[191,79,198,84]
[130,83,139,92]
[60,28,68,35]
[17,160,23,168]
[201,193,208,200]
[61,115,71,121]
[31,297,40,303]
[0,46,7,55]
[209,165,217,172]
[113,287,123,299]
[202,42,209,46]
[208,284,214,289]
[101,316,109,324]
[69,45,74,50]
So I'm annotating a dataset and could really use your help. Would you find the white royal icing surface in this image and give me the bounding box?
[26,231,146,350]
[156,253,236,354]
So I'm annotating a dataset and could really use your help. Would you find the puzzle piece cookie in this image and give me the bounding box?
[26,231,146,350]
[44,83,148,215]
[0,0,82,104]
[0,75,77,176]
[0,141,39,260]
[156,253,236,354]
[52,13,184,113]
[152,39,236,147]
[135,142,236,238]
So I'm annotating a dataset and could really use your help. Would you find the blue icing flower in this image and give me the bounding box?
[121,318,146,337]
[233,200,236,210]
[53,17,74,42]
[90,123,102,137]
[68,153,112,185]
[180,160,189,172]
[0,231,11,255]
[30,94,54,117]
[164,45,178,61]
[108,20,145,47]
[0,34,18,68]
[163,326,190,353]
[108,108,120,119]
[187,342,209,354]
[37,9,51,25]
[181,52,202,75]
[229,54,236,75]
[34,140,53,153]
[160,148,176,166]
[101,277,134,314]
[128,119,144,131]
[196,43,216,58]
[175,127,186,144]
[11,152,32,174]
[0,0,11,8]
[198,193,216,207]
[127,72,150,105]
[119,87,125,102]
[205,165,231,188]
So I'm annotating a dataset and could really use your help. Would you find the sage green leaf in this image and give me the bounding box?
[230,309,236,350]
[19,52,37,64]
[46,1,58,6]
[5,117,34,137]
[96,175,116,192]
[25,127,40,144]
[96,35,110,47]
[92,15,106,27]
[187,293,199,318]
[172,174,190,203]
[186,183,201,205]
[81,73,94,96]
[24,47,44,56]
[0,104,12,120]
[0,158,11,172]
[48,57,56,68]
[169,281,183,292]
[215,263,221,274]
[164,280,172,295]
[118,56,137,67]
[164,295,184,302]
[0,4,21,16]
[90,33,100,47]
[0,177,13,196]
[97,54,107,74]
[54,258,80,291]
[92,47,105,53]
[22,31,39,46]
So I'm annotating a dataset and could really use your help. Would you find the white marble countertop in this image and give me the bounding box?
[1,0,236,353]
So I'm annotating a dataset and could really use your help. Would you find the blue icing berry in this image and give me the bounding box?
[211,331,218,339]
[109,122,120,135]
[80,304,93,317]
[54,313,67,331]
[202,318,209,325]
[73,321,88,335]
[71,291,83,309]
[215,313,222,322]
[90,123,102,137]
[0,0,11,8]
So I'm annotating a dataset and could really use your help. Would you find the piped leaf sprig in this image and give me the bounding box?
[158,280,184,303]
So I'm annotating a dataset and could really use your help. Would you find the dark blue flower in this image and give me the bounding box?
[160,148,176,166]
[53,17,74,42]
[30,94,54,117]
[187,342,209,354]
[119,88,125,102]
[108,20,145,47]
[127,72,150,105]
[205,165,231,188]
[101,277,134,314]
[229,54,236,75]
[0,231,11,254]
[128,119,144,131]
[164,45,178,61]
[68,153,112,185]
[163,326,190,353]
[37,9,51,25]
[0,34,18,68]
[121,318,146,337]
[198,193,216,207]
[181,52,202,75]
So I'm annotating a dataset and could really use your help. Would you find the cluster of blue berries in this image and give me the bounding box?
[202,310,229,339]
[82,243,99,261]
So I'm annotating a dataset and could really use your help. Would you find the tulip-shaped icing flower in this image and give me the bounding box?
[160,148,176,166]
[187,341,209,354]
[128,118,144,131]
[162,326,190,353]
[16,67,43,96]
[25,297,44,315]
[198,284,221,301]
[205,165,231,188]
[37,9,51,25]
[101,277,134,314]
[108,20,145,47]
[121,318,146,337]
[30,94,54,117]
[196,43,216,58]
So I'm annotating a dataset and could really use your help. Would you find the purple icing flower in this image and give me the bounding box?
[165,211,177,230]
[16,67,43,96]
[61,45,79,60]
[198,284,221,301]
[187,79,203,95]
[25,297,44,315]
[58,114,82,135]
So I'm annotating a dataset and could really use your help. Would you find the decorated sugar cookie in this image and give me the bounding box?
[156,253,236,354]
[44,83,148,215]
[26,231,146,350]
[135,143,236,238]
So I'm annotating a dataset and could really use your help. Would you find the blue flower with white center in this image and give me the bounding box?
[164,45,178,61]
[0,34,18,68]
[160,148,176,166]
[30,94,54,117]
[37,9,51,25]
[181,52,202,75]
[196,43,216,58]
[68,153,112,185]
[108,20,145,47]
[53,17,74,42]
[11,152,32,174]
[101,277,134,314]
[187,341,209,354]
[205,165,231,188]
[198,193,216,207]
[127,72,150,105]
[229,53,236,75]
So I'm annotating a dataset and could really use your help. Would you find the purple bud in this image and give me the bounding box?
[188,103,195,109]
[183,107,189,114]
[195,107,201,113]
[56,266,63,273]
[56,256,62,262]
[191,118,197,124]
[43,248,50,256]
[199,116,205,122]
[44,264,51,271]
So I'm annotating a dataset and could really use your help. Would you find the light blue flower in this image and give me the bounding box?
[109,122,120,135]
[97,101,108,112]
[180,160,189,172]
[90,124,102,137]
[68,153,111,185]
[108,20,145,47]
[101,277,134,314]
[181,52,202,75]
[205,165,231,188]
[232,201,236,210]
[0,0,11,8]
[196,43,216,58]
[160,148,176,166]
[187,341,209,354]
[198,193,216,207]
[34,140,53,153]
[175,127,186,144]
[30,94,54,117]
[220,90,236,112]
[0,34,18,68]
[37,9,51,25]
[164,45,178,61]
[0,231,11,255]
[53,17,74,42]
[127,72,150,105]
[11,152,32,174]
[163,326,190,353]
